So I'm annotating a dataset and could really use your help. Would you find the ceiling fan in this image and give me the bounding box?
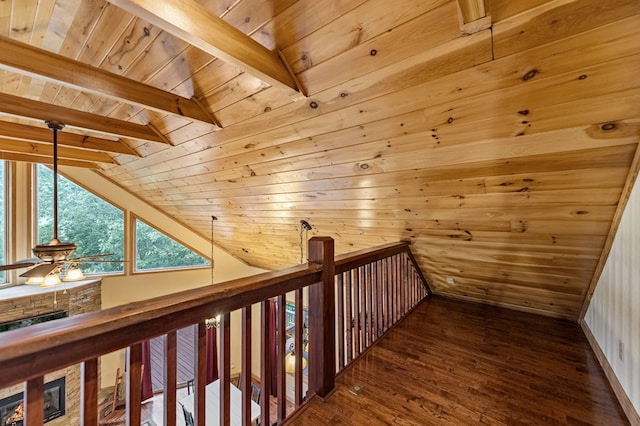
[0,120,117,285]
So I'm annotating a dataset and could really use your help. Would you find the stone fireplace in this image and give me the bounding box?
[0,279,101,425]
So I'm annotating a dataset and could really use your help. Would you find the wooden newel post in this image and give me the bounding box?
[308,236,336,398]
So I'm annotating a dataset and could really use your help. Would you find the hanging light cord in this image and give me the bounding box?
[211,216,217,285]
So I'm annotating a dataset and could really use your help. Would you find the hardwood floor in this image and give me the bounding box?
[288,296,629,425]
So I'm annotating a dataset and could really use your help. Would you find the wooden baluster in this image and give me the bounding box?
[241,306,252,426]
[411,267,416,307]
[399,254,404,314]
[220,312,231,426]
[345,270,353,365]
[196,322,206,426]
[26,376,44,426]
[353,268,360,357]
[413,260,417,304]
[380,260,385,334]
[372,261,377,339]
[407,256,412,310]
[386,259,391,330]
[308,236,336,398]
[336,273,345,371]
[81,358,98,425]
[408,257,412,309]
[376,260,383,336]
[377,261,382,337]
[406,255,410,313]
[358,266,369,352]
[260,301,271,426]
[390,256,395,324]
[415,268,419,305]
[165,331,177,426]
[393,255,402,323]
[294,289,304,407]
[368,264,374,345]
[385,257,391,331]
[369,262,377,341]
[400,256,405,317]
[127,343,143,426]
[277,294,287,423]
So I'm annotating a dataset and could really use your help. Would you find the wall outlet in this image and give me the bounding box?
[618,340,624,362]
[445,277,455,285]
[231,363,236,371]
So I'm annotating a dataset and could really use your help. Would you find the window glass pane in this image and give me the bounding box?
[0,161,5,283]
[135,219,210,271]
[37,165,124,274]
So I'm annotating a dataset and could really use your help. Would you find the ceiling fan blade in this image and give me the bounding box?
[67,253,114,261]
[0,258,43,271]
[19,263,60,278]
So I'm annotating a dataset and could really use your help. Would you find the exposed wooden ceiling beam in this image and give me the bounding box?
[0,151,98,169]
[456,0,490,34]
[0,92,169,144]
[107,0,305,100]
[0,36,219,127]
[0,121,139,156]
[457,0,487,23]
[0,138,116,164]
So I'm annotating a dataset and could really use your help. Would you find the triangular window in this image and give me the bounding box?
[135,219,210,272]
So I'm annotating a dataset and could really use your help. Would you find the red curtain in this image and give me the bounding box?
[141,340,153,401]
[206,325,219,384]
[269,298,278,396]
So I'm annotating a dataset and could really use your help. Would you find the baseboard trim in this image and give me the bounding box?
[580,320,640,425]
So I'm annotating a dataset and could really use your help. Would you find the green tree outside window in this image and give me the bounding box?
[37,165,124,274]
[135,219,210,271]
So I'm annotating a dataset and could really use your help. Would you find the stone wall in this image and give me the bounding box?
[0,279,101,425]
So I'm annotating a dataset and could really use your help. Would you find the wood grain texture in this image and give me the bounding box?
[0,0,639,320]
[288,297,630,425]
[26,376,44,426]
[81,358,99,425]
[107,0,302,99]
[0,35,217,125]
[457,0,486,23]
[0,120,138,156]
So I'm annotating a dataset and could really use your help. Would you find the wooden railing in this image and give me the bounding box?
[334,242,430,372]
[0,238,430,426]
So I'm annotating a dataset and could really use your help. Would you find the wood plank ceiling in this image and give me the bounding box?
[0,0,638,319]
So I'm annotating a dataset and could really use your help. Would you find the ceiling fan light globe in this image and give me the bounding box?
[25,276,44,285]
[63,266,85,282]
[39,273,62,288]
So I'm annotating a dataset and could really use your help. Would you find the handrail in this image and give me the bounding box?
[0,262,321,389]
[335,240,431,294]
[0,238,430,426]
[333,242,430,373]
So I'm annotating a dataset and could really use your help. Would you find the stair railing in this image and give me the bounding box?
[0,238,429,425]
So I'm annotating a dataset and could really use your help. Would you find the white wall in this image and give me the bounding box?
[584,174,640,414]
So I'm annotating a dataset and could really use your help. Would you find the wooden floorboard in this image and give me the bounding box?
[288,296,629,425]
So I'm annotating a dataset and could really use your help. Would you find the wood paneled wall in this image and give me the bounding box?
[0,0,639,319]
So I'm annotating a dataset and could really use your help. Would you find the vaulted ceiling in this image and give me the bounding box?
[0,0,638,320]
